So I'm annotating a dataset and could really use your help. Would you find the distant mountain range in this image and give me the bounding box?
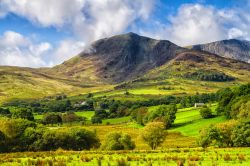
[192,39,250,63]
[0,33,250,103]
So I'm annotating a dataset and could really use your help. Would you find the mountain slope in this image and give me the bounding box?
[52,32,185,83]
[1,33,250,103]
[192,39,250,63]
[0,66,112,104]
[111,50,250,97]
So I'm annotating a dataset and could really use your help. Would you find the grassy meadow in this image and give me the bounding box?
[0,148,249,166]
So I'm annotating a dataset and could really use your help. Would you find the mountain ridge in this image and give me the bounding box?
[192,39,250,63]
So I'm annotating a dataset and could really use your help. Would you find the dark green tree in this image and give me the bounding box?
[42,113,62,125]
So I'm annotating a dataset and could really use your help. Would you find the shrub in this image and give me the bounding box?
[42,113,62,125]
[62,112,84,124]
[101,132,135,150]
[199,107,213,119]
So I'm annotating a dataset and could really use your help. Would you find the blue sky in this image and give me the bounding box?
[0,0,249,67]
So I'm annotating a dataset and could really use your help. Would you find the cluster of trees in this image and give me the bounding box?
[198,83,250,148]
[184,70,235,82]
[216,83,250,119]
[100,122,167,150]
[0,118,100,152]
[198,120,249,148]
[1,106,85,125]
[0,107,35,121]
[131,105,177,129]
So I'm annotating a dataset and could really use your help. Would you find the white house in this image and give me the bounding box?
[194,103,205,108]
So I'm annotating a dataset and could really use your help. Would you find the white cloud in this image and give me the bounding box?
[228,28,245,39]
[0,0,85,27]
[52,39,85,65]
[0,0,156,67]
[1,0,155,42]
[168,4,226,46]
[141,4,227,46]
[0,31,51,67]
[141,2,250,46]
[0,31,30,47]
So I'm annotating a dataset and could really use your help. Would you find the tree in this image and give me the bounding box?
[0,131,7,152]
[42,113,62,125]
[101,132,135,150]
[200,107,213,119]
[131,107,148,125]
[0,107,11,116]
[141,122,166,150]
[12,108,34,121]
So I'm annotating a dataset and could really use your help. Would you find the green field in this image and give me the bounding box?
[172,116,227,136]
[102,116,131,124]
[75,111,95,120]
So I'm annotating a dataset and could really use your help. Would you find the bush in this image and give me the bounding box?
[101,132,135,150]
[199,107,213,119]
[42,113,62,125]
[141,122,167,150]
[32,128,100,151]
[12,108,34,121]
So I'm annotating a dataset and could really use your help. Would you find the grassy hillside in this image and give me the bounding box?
[0,66,112,104]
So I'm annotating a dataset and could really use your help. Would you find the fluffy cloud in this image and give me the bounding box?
[168,4,227,46]
[0,0,156,66]
[0,0,84,27]
[0,31,51,67]
[141,2,250,46]
[0,0,155,42]
[52,40,85,64]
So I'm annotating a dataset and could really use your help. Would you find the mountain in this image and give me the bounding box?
[52,32,185,83]
[192,39,250,63]
[1,33,250,103]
